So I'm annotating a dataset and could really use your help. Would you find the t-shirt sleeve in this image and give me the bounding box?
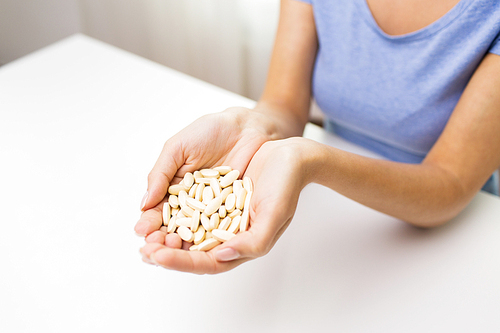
[488,32,500,55]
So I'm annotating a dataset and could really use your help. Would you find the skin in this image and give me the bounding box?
[135,0,500,274]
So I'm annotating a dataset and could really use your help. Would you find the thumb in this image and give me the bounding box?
[214,212,283,262]
[141,141,184,211]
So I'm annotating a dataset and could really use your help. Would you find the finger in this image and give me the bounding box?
[145,230,167,244]
[135,203,164,237]
[165,233,182,249]
[142,140,184,211]
[149,246,246,274]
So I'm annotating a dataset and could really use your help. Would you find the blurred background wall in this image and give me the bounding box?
[0,0,280,100]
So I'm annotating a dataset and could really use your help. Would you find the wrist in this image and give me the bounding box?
[285,137,326,190]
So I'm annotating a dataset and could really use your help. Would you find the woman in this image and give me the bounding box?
[135,0,500,274]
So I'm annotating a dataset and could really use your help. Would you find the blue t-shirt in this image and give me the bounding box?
[297,0,500,163]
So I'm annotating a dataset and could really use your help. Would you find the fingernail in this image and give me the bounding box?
[140,191,149,210]
[216,247,240,261]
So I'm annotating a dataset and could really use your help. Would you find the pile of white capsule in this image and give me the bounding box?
[161,166,253,252]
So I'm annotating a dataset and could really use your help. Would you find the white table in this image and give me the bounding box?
[1,34,499,333]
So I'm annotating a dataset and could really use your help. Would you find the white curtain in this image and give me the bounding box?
[79,0,280,100]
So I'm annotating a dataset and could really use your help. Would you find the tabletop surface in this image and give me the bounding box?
[1,34,499,333]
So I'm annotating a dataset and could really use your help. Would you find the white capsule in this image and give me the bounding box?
[202,186,214,205]
[236,188,247,210]
[205,230,213,239]
[183,172,194,188]
[220,186,233,203]
[177,226,194,242]
[228,215,241,234]
[243,176,253,192]
[180,205,194,217]
[168,195,179,208]
[240,209,249,232]
[213,165,232,175]
[200,213,210,231]
[218,205,227,218]
[186,197,207,211]
[194,225,206,245]
[191,210,200,232]
[162,202,170,226]
[210,177,221,197]
[196,177,212,185]
[200,168,220,178]
[212,229,236,242]
[204,196,222,216]
[167,216,177,233]
[193,170,203,183]
[176,210,186,219]
[218,216,231,231]
[219,170,240,188]
[209,213,220,230]
[189,244,198,251]
[228,209,241,218]
[176,217,192,228]
[178,190,188,208]
[188,183,197,198]
[168,184,188,195]
[225,193,236,212]
[244,190,253,212]
[197,238,220,251]
[232,180,243,197]
[195,183,204,201]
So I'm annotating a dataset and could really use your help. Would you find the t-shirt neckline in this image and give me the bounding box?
[356,0,474,42]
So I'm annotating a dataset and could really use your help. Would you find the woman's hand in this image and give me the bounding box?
[138,137,319,274]
[134,106,280,237]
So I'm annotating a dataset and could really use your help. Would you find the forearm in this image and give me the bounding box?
[301,139,472,227]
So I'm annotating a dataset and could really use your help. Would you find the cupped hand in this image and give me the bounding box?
[139,137,320,274]
[135,107,279,237]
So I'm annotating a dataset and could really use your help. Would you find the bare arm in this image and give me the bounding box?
[301,53,500,227]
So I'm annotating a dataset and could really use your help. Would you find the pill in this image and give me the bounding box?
[167,216,177,233]
[189,244,198,251]
[176,210,187,219]
[204,196,222,216]
[188,183,198,198]
[197,238,220,251]
[200,213,210,231]
[180,205,194,217]
[171,207,179,216]
[240,209,249,232]
[233,179,243,197]
[162,202,170,226]
[212,229,236,242]
[210,177,221,197]
[225,193,236,212]
[193,170,203,183]
[202,186,214,204]
[213,165,232,175]
[168,195,179,208]
[191,209,200,232]
[178,190,188,208]
[195,183,204,201]
[194,225,206,245]
[219,170,240,188]
[228,208,241,218]
[219,205,227,218]
[209,213,220,230]
[236,188,247,210]
[205,230,213,239]
[228,215,241,234]
[177,226,194,242]
[244,191,253,212]
[200,168,220,178]
[196,178,212,185]
[186,197,207,211]
[168,184,188,195]
[220,186,233,203]
[218,216,231,231]
[176,217,192,228]
[243,176,253,192]
[183,172,194,188]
